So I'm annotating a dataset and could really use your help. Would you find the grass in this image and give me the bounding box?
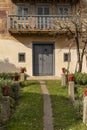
[7,80,43,130]
[6,80,87,130]
[46,80,87,130]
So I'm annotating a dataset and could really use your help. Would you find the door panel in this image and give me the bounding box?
[33,44,54,76]
[33,45,43,75]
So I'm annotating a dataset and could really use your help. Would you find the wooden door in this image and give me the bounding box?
[33,44,54,76]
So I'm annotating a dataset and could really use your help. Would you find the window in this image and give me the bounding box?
[37,6,50,15]
[18,6,29,16]
[58,5,71,15]
[18,53,26,62]
[64,53,71,62]
[18,6,29,20]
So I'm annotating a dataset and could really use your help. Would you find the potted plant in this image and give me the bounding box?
[68,74,74,81]
[2,80,11,96]
[20,67,26,73]
[2,86,10,96]
[13,72,19,81]
[62,67,66,74]
[84,89,87,96]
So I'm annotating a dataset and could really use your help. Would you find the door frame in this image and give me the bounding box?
[32,41,55,76]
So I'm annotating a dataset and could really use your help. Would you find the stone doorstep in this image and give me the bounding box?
[27,76,60,80]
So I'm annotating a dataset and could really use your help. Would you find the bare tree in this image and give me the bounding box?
[54,14,87,72]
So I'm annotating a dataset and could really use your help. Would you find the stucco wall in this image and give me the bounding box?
[0,39,32,76]
[0,0,87,78]
[0,35,87,78]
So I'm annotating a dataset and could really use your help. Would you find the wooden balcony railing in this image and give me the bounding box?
[8,15,74,33]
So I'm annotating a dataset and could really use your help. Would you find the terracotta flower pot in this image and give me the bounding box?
[14,75,19,81]
[84,89,87,96]
[20,68,25,73]
[68,75,74,81]
[62,68,65,74]
[2,86,10,96]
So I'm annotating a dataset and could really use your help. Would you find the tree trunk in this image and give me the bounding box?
[78,61,83,72]
[75,36,81,72]
[75,23,82,72]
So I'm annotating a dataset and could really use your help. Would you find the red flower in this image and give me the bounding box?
[84,89,87,96]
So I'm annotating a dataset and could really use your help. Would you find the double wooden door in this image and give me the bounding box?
[33,44,54,76]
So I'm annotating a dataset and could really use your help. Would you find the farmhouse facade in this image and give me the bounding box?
[0,0,87,77]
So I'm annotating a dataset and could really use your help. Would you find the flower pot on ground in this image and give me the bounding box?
[2,86,10,96]
[68,74,74,81]
[20,67,26,73]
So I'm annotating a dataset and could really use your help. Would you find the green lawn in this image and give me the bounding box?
[7,81,43,130]
[7,80,87,130]
[46,80,87,130]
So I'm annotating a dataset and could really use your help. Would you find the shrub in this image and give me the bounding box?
[82,73,87,85]
[10,97,16,113]
[0,72,21,80]
[0,72,15,80]
[73,83,85,119]
[73,94,83,119]
[0,78,21,98]
[74,72,87,85]
[10,82,20,100]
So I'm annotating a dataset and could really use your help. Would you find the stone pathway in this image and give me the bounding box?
[40,81,54,130]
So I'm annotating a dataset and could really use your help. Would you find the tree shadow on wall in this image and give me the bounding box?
[0,58,19,72]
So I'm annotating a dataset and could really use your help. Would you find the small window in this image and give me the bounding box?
[64,53,71,62]
[18,53,26,62]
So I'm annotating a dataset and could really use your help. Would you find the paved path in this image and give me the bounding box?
[40,81,54,130]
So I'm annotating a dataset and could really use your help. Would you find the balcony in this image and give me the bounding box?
[8,15,74,34]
